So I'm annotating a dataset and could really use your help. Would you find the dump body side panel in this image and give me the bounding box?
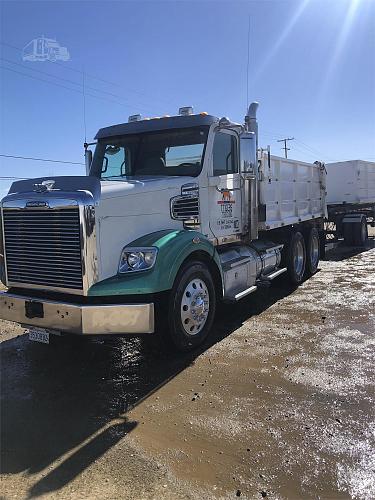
[258,154,326,230]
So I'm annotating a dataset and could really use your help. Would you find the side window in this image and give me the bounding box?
[102,146,129,178]
[212,132,238,176]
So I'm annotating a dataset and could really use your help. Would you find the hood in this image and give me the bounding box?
[100,175,193,200]
[2,174,192,282]
[96,176,190,281]
[3,176,101,206]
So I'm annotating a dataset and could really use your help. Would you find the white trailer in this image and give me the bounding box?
[325,160,375,246]
[0,102,327,351]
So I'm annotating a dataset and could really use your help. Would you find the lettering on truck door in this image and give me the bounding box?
[208,130,243,239]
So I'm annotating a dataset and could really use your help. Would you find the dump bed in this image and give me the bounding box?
[325,160,375,206]
[258,154,326,230]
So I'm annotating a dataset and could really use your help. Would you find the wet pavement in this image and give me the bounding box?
[1,233,374,499]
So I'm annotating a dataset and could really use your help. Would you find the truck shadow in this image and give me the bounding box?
[324,236,375,262]
[0,279,295,498]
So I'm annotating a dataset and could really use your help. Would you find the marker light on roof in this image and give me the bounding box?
[179,106,194,116]
[128,114,142,122]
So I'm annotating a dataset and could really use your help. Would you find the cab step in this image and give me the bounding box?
[256,267,287,286]
[234,285,258,301]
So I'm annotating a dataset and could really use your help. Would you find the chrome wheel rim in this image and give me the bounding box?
[294,240,305,277]
[181,278,209,335]
[310,233,319,268]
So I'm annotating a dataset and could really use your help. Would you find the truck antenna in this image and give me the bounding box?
[82,66,87,143]
[246,14,251,109]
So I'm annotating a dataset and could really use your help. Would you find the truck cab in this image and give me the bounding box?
[87,109,252,281]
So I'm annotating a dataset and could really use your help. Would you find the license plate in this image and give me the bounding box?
[28,328,50,344]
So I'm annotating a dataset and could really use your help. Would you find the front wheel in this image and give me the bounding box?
[167,261,216,351]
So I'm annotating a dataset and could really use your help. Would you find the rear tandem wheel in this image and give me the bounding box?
[305,227,320,276]
[284,231,307,285]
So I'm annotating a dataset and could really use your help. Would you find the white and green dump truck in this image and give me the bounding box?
[0,103,332,350]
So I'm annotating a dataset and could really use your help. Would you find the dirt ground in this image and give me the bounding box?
[1,231,374,500]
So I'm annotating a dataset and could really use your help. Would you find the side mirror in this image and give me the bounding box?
[239,131,257,176]
[101,156,108,173]
[85,149,93,176]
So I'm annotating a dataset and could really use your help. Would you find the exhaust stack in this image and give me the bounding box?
[245,102,259,146]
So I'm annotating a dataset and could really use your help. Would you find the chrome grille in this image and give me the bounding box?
[2,207,83,290]
[171,195,200,220]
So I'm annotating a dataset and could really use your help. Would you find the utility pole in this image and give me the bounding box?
[277,137,294,159]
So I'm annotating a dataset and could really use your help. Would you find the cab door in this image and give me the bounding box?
[207,130,243,240]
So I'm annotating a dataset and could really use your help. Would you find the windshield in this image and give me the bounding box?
[91,127,209,179]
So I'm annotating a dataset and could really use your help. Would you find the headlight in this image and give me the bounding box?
[118,247,158,273]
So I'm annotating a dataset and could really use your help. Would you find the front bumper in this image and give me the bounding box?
[0,292,154,335]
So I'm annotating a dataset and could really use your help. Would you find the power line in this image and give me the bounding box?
[0,176,27,180]
[293,138,332,161]
[263,128,290,139]
[1,41,116,85]
[1,56,163,112]
[277,137,294,159]
[1,64,85,95]
[0,65,138,112]
[0,154,84,165]
[0,41,175,108]
[0,61,159,114]
[1,57,83,89]
[292,145,322,161]
[263,129,333,161]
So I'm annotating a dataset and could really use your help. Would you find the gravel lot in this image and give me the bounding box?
[1,231,374,500]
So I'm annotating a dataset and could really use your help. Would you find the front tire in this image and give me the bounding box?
[167,261,216,351]
[285,231,306,285]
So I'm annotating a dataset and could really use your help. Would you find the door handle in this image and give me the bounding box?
[215,187,241,193]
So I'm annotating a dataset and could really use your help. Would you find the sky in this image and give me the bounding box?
[0,0,374,198]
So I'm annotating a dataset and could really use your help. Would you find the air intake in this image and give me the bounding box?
[171,195,199,220]
[171,183,200,221]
